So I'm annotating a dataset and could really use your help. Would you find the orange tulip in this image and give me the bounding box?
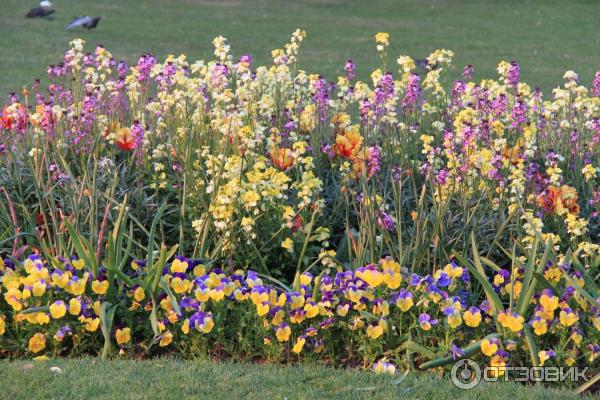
[116,126,135,151]
[270,147,295,170]
[334,126,363,159]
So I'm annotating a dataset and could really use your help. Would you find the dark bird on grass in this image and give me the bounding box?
[414,58,438,71]
[26,1,55,18]
[65,16,102,30]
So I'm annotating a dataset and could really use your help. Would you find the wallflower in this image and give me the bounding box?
[0,316,5,335]
[582,164,597,181]
[1,103,27,132]
[536,185,579,216]
[374,32,389,46]
[281,238,294,252]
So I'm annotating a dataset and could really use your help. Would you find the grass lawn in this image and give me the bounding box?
[2,0,600,95]
[0,359,592,400]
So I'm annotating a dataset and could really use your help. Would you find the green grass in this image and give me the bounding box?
[0,359,593,400]
[2,0,600,95]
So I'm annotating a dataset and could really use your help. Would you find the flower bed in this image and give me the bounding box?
[0,31,598,383]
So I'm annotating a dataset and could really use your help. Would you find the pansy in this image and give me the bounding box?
[159,331,173,347]
[292,336,306,354]
[275,324,291,342]
[480,338,499,357]
[54,325,72,342]
[395,290,414,312]
[79,316,100,332]
[539,289,559,312]
[538,349,556,366]
[418,312,438,331]
[49,300,67,319]
[115,327,131,346]
[91,279,109,295]
[463,306,482,327]
[28,333,46,353]
[450,343,465,360]
[69,298,82,315]
[373,359,396,375]
[67,275,88,296]
[530,316,548,336]
[498,311,525,333]
[171,276,192,294]
[190,311,214,333]
[489,355,507,377]
[559,308,579,327]
[133,286,146,302]
[356,265,383,288]
[304,302,319,318]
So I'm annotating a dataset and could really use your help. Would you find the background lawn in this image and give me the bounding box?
[0,359,593,400]
[2,0,600,96]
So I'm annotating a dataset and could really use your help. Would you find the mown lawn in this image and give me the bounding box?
[2,0,600,95]
[0,359,593,399]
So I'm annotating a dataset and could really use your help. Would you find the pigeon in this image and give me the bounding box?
[414,58,438,74]
[65,16,101,30]
[26,0,55,18]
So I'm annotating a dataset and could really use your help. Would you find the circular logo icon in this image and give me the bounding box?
[451,359,481,390]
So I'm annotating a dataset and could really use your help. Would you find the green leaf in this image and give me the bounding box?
[574,372,600,395]
[400,340,438,360]
[20,306,50,315]
[419,333,500,370]
[523,325,540,366]
[99,301,118,360]
[517,239,551,317]
[467,234,503,316]
[160,277,182,316]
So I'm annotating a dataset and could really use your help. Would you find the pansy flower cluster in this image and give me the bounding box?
[1,253,598,375]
